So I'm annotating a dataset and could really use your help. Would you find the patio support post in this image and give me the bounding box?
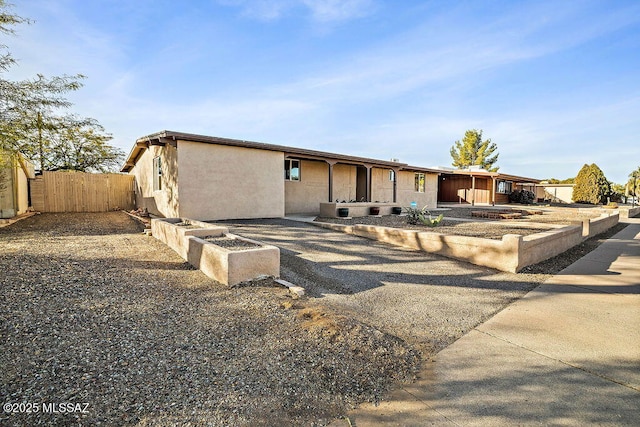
[364,164,373,202]
[471,175,476,206]
[392,167,400,203]
[491,177,496,206]
[327,161,337,202]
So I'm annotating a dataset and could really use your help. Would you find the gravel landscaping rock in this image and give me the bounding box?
[438,205,602,224]
[1,211,625,426]
[202,235,261,250]
[315,215,551,239]
[220,216,628,359]
[0,213,419,426]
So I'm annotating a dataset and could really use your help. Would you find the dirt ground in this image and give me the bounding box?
[0,213,418,426]
[0,211,626,426]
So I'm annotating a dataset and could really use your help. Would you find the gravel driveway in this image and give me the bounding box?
[0,213,419,426]
[216,219,554,356]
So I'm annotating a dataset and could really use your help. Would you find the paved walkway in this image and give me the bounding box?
[328,218,640,426]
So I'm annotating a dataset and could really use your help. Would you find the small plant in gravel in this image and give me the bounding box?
[405,205,444,227]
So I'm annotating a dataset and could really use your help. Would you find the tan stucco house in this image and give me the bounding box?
[121,131,441,221]
[0,151,34,219]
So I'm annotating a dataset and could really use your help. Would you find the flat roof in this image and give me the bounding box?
[121,130,442,173]
[433,167,541,184]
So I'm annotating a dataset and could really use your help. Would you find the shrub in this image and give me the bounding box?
[508,190,535,204]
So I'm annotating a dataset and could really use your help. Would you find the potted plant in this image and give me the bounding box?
[369,206,380,215]
[337,207,349,217]
[392,207,402,215]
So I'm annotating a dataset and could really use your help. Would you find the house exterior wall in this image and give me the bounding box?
[396,171,437,209]
[535,184,574,204]
[0,152,34,218]
[285,160,328,214]
[333,164,357,202]
[0,159,15,218]
[131,144,179,218]
[15,160,31,215]
[371,167,395,202]
[177,141,284,220]
[284,162,362,214]
[285,164,420,214]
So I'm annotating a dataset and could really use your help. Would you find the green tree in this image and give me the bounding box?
[610,182,625,203]
[450,129,499,171]
[47,116,123,172]
[627,167,640,199]
[3,82,83,172]
[572,163,611,204]
[0,1,122,172]
[543,177,575,184]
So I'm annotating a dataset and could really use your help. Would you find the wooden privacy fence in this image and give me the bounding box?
[31,171,135,212]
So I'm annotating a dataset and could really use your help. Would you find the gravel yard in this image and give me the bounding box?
[315,215,551,239]
[1,211,626,426]
[315,205,610,239]
[0,213,419,426]
[436,205,602,224]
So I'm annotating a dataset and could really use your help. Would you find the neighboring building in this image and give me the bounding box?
[535,183,575,204]
[121,131,441,220]
[0,151,35,219]
[435,166,541,205]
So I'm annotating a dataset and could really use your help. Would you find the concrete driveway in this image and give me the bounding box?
[219,219,549,356]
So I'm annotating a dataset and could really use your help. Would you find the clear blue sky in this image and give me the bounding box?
[6,0,640,183]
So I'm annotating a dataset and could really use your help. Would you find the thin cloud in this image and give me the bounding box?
[217,0,294,21]
[218,0,375,23]
[301,0,375,22]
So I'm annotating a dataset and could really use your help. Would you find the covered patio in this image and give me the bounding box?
[437,168,540,206]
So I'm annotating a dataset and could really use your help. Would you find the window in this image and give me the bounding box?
[153,156,162,191]
[389,169,396,181]
[497,180,512,194]
[414,173,425,193]
[284,159,300,181]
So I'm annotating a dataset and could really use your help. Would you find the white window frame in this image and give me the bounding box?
[414,173,425,193]
[497,180,512,194]
[285,159,301,181]
[153,156,162,191]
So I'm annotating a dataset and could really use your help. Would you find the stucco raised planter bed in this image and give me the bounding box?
[313,212,619,273]
[151,218,279,285]
[151,218,228,259]
[320,202,402,218]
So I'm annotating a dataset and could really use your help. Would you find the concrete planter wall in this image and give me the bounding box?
[187,234,279,286]
[151,218,279,285]
[320,202,400,218]
[151,218,228,259]
[618,206,640,219]
[315,213,620,273]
